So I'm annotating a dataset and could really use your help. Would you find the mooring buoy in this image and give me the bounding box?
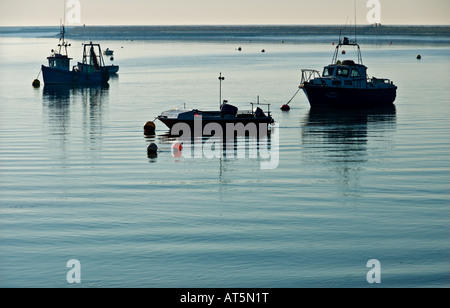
[32,79,40,88]
[172,142,183,158]
[416,54,422,60]
[143,121,156,135]
[147,143,158,154]
[280,104,290,111]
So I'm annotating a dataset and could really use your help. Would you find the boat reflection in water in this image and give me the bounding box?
[301,105,397,197]
[43,84,109,106]
[145,123,280,170]
[42,84,110,147]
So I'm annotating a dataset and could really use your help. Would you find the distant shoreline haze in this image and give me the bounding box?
[1,25,449,44]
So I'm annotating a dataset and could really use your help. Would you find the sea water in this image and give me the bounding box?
[0,26,449,287]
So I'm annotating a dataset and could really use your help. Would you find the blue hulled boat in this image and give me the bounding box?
[299,37,397,107]
[41,26,109,85]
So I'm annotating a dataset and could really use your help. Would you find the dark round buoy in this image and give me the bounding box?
[32,79,40,88]
[237,47,242,51]
[147,143,158,154]
[416,54,422,60]
[143,121,156,135]
[280,104,290,111]
[110,56,114,61]
[261,49,265,53]
[341,50,346,55]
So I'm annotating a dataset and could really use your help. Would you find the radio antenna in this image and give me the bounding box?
[354,0,357,43]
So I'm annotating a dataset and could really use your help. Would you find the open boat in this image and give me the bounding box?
[299,37,397,107]
[157,100,274,131]
[157,74,275,133]
[103,48,114,56]
[41,26,109,85]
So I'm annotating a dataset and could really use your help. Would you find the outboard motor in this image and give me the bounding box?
[255,107,266,117]
[220,103,238,116]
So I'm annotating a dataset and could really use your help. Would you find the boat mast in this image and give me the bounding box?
[60,1,67,55]
[56,17,70,56]
[354,0,357,44]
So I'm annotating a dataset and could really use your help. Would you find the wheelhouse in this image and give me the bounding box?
[47,54,72,71]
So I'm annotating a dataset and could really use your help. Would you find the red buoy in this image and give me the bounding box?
[172,142,183,158]
[173,142,183,151]
[280,104,290,111]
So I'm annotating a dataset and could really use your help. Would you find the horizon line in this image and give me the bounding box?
[1,23,450,28]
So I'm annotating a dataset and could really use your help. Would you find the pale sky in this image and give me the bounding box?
[0,0,449,26]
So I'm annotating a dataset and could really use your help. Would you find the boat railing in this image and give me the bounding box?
[331,39,363,65]
[368,77,394,88]
[300,69,322,86]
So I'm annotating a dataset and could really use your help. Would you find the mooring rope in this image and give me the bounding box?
[286,88,300,105]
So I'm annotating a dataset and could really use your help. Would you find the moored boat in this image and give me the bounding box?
[103,48,114,56]
[299,37,397,107]
[157,100,274,132]
[41,26,109,85]
[156,74,275,134]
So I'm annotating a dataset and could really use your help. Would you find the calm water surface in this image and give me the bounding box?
[0,30,449,287]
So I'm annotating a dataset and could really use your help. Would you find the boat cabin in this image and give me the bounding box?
[320,60,368,87]
[301,59,393,89]
[47,53,72,71]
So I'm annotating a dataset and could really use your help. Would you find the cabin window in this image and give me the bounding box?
[337,68,349,77]
[351,69,361,78]
[323,67,335,77]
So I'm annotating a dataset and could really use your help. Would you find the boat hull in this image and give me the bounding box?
[158,117,274,132]
[77,62,119,75]
[302,84,397,107]
[42,65,109,85]
[105,65,119,74]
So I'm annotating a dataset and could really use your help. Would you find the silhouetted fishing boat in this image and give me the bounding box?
[299,37,397,107]
[157,101,274,131]
[41,26,109,85]
[77,45,119,75]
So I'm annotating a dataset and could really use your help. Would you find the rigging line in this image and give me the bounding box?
[36,68,42,79]
[286,88,301,105]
